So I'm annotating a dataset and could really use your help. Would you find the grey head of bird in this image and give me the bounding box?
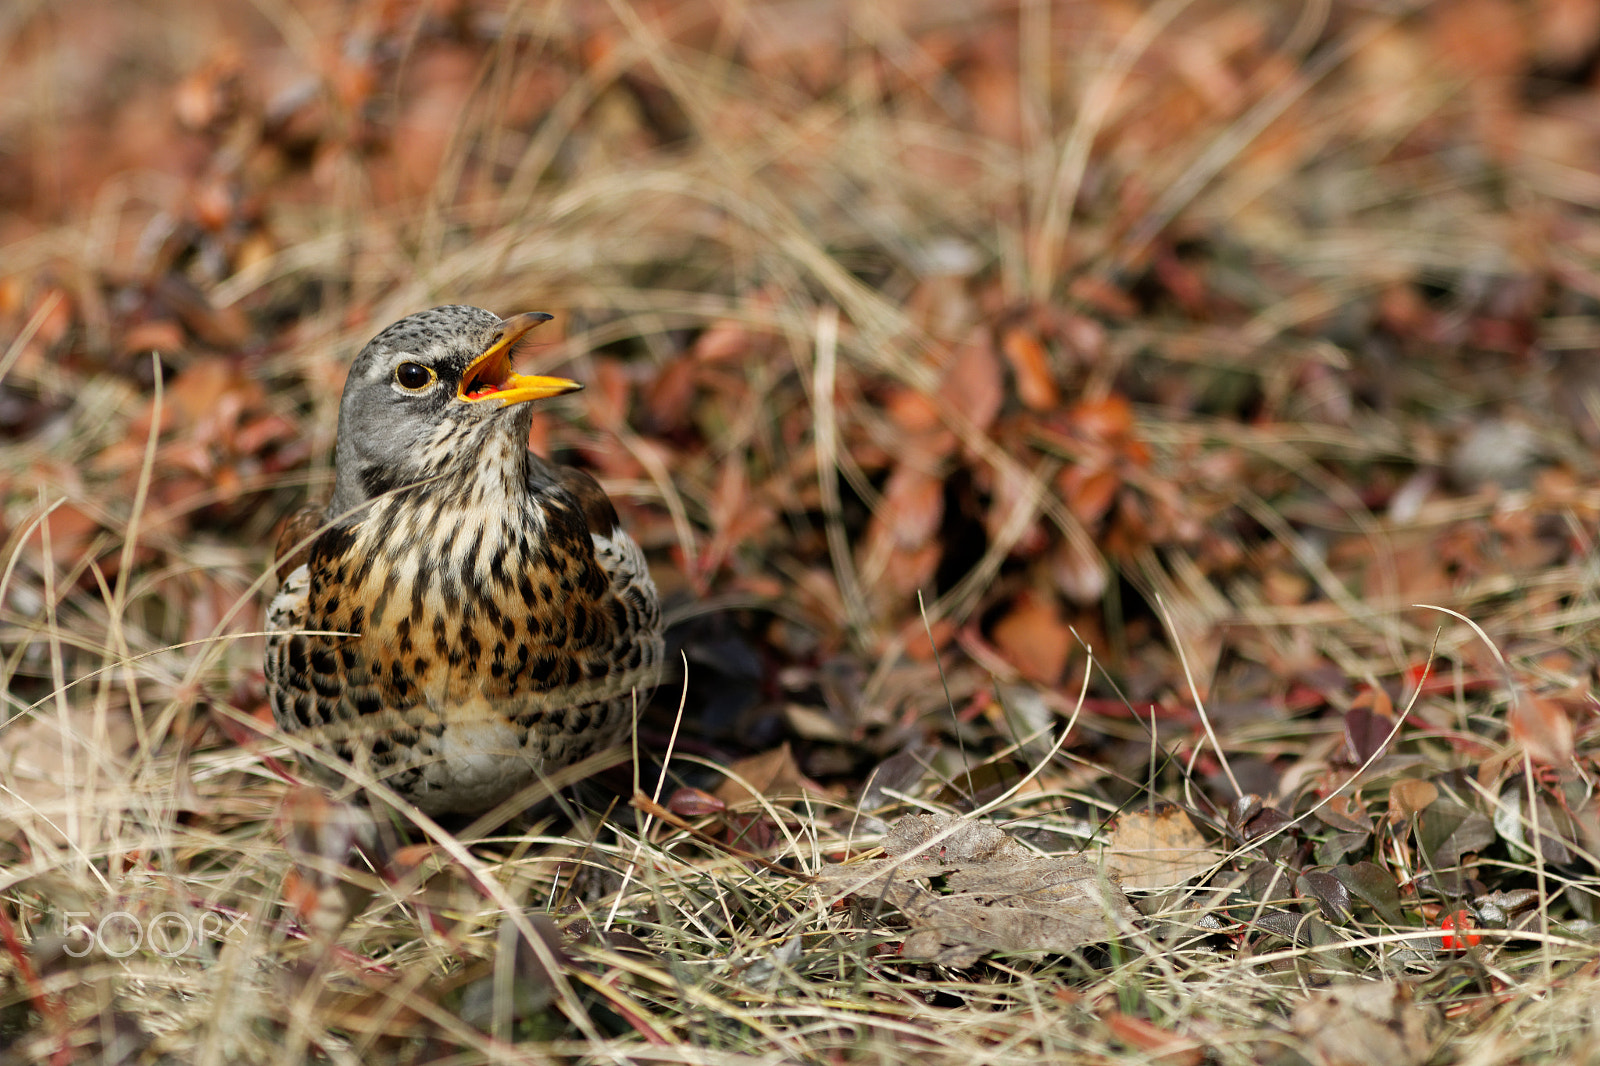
[327,304,580,517]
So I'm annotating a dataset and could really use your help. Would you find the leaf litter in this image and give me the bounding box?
[1,0,1600,1062]
[819,812,1136,967]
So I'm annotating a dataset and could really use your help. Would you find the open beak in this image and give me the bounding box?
[458,312,582,406]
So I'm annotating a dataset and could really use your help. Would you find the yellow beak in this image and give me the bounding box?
[458,312,582,406]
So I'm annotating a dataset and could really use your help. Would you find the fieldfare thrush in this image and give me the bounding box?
[264,305,663,815]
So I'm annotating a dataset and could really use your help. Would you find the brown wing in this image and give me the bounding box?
[552,464,620,535]
[274,505,327,582]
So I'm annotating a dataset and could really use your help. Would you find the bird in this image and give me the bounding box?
[264,305,663,816]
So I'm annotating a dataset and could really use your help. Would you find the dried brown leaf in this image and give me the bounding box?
[1290,981,1440,1066]
[1389,779,1440,820]
[714,743,822,806]
[818,813,1136,967]
[1508,694,1576,767]
[990,590,1072,685]
[1103,804,1221,890]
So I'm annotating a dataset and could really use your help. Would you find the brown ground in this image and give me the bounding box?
[2,1,1599,1063]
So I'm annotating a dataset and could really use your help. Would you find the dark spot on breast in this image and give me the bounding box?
[359,462,402,501]
[528,654,557,686]
[287,637,309,679]
[456,621,481,663]
[313,524,357,567]
[481,595,503,636]
[388,664,413,703]
[458,526,484,587]
[410,567,429,622]
[368,586,388,628]
[348,543,377,589]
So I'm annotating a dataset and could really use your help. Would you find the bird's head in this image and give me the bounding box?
[329,305,581,515]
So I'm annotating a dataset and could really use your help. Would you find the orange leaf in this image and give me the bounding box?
[1388,779,1439,820]
[1000,327,1060,410]
[1508,695,1575,767]
[1102,1010,1205,1064]
[1071,393,1136,441]
[990,590,1073,685]
[1060,465,1120,526]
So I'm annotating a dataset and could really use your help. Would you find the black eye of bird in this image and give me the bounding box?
[395,362,435,391]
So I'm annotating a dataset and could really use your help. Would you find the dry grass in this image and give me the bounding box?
[3,0,1600,1063]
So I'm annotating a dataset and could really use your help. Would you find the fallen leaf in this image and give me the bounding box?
[1508,694,1575,767]
[666,787,725,818]
[818,812,1136,967]
[1102,804,1221,890]
[714,743,823,806]
[1388,778,1439,820]
[1102,1009,1205,1065]
[999,326,1059,410]
[938,327,1004,431]
[639,355,697,434]
[990,590,1073,684]
[1343,704,1391,765]
[1290,981,1439,1066]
